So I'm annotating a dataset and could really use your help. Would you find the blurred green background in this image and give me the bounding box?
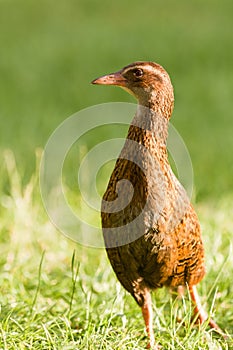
[0,0,232,200]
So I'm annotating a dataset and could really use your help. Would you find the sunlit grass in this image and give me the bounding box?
[0,151,232,349]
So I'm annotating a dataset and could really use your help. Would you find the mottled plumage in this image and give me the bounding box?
[92,61,223,349]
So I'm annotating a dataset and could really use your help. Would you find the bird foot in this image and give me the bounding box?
[209,319,229,340]
[191,312,228,339]
[189,285,227,339]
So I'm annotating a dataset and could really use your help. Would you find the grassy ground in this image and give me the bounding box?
[0,1,233,349]
[0,151,233,349]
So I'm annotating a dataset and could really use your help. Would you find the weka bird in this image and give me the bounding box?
[92,62,222,349]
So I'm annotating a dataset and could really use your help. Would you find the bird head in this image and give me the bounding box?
[92,61,174,118]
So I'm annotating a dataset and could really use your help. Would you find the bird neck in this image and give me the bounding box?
[128,104,169,147]
[136,84,174,121]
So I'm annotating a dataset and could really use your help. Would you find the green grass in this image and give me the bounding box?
[0,0,233,349]
[0,151,233,349]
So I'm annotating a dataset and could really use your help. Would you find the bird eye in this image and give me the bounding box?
[133,68,144,78]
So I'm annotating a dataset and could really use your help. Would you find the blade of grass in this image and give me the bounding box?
[30,250,45,313]
[68,250,80,319]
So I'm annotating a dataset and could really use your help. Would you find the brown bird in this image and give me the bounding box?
[92,62,223,349]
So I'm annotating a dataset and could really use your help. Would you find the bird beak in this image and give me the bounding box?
[91,70,127,87]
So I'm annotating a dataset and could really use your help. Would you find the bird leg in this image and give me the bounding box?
[189,285,225,336]
[141,290,160,349]
[177,285,185,299]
